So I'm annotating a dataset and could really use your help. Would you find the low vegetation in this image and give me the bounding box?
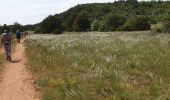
[25,32,170,100]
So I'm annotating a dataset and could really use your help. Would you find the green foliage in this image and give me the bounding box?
[91,19,100,31]
[11,22,21,33]
[1,1,170,33]
[73,12,90,31]
[163,21,170,33]
[0,22,25,34]
[126,0,138,6]
[153,27,164,34]
[148,17,157,24]
[40,15,63,34]
[0,24,9,33]
[161,14,170,33]
[102,14,126,31]
[35,1,170,33]
[120,16,151,31]
[52,28,64,35]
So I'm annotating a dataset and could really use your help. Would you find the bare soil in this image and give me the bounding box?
[0,40,40,100]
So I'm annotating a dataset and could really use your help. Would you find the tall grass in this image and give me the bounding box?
[25,32,170,100]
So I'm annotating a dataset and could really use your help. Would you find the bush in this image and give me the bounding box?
[40,15,63,33]
[52,28,64,35]
[120,16,151,31]
[152,26,164,34]
[73,12,90,32]
[101,14,126,31]
[91,19,100,31]
[149,18,157,24]
[163,21,170,33]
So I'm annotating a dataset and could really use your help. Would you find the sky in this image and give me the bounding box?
[0,0,162,25]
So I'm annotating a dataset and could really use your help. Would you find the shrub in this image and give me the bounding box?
[163,21,170,33]
[101,14,126,31]
[120,16,151,31]
[149,17,157,24]
[152,26,164,34]
[91,19,100,31]
[40,15,63,33]
[52,28,64,35]
[73,12,90,32]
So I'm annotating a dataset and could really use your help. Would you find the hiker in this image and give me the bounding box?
[21,32,23,39]
[1,30,12,61]
[16,30,21,43]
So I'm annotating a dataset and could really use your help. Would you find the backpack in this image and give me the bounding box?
[2,33,11,44]
[16,32,21,38]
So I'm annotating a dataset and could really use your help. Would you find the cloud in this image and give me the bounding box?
[0,0,115,25]
[21,4,59,10]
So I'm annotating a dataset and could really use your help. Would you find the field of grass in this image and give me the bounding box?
[25,32,170,100]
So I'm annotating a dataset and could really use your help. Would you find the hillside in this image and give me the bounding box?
[0,1,169,34]
[38,0,170,33]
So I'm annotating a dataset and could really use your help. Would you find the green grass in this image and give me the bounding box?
[25,32,170,100]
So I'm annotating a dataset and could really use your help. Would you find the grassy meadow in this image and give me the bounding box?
[25,32,170,100]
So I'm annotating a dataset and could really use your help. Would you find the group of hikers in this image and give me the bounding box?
[1,30,27,61]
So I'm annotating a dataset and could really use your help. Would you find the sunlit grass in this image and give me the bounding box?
[25,32,170,100]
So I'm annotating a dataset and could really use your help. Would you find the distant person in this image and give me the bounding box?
[25,32,28,37]
[1,30,12,61]
[21,32,23,38]
[16,30,21,43]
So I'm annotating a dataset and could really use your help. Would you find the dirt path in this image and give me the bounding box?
[0,40,40,100]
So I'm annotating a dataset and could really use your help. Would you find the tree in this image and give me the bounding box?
[126,0,138,4]
[11,22,21,33]
[64,14,77,31]
[2,24,9,32]
[36,1,170,33]
[73,12,90,31]
[101,14,126,31]
[118,0,125,2]
[40,15,63,34]
[91,19,100,31]
[158,0,163,3]
[120,16,151,31]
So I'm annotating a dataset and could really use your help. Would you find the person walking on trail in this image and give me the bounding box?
[16,30,21,43]
[1,30,12,61]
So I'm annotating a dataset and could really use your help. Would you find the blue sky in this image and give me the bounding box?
[0,0,156,25]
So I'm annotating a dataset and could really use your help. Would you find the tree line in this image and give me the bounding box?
[0,22,36,34]
[37,0,170,34]
[0,0,170,34]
